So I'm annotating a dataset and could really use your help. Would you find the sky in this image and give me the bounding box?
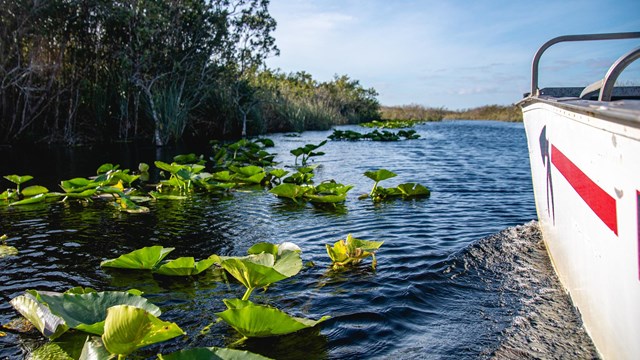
[266,0,640,109]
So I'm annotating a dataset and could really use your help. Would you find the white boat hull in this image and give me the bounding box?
[522,99,640,359]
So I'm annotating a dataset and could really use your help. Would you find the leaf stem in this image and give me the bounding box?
[241,287,254,301]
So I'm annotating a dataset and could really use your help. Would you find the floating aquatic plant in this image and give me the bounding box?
[360,119,422,129]
[269,183,312,204]
[290,140,326,166]
[155,257,217,276]
[9,289,161,339]
[282,166,316,185]
[361,169,430,202]
[210,243,303,300]
[100,246,175,270]
[228,165,267,185]
[0,234,18,258]
[159,346,272,360]
[270,180,353,206]
[215,298,330,339]
[3,174,33,193]
[101,304,185,357]
[328,128,420,141]
[210,138,276,170]
[326,234,384,270]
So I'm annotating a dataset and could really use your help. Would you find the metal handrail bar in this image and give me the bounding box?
[600,46,640,101]
[530,32,640,97]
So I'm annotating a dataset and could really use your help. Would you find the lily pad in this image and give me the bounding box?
[155,257,216,276]
[210,251,302,300]
[364,169,397,183]
[102,305,184,357]
[4,174,33,186]
[9,291,69,339]
[396,183,431,198]
[158,347,273,360]
[10,290,162,338]
[215,299,330,338]
[269,184,311,201]
[21,185,49,197]
[101,246,175,270]
[9,193,47,206]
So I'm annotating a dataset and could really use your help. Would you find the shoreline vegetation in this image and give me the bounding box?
[0,1,521,148]
[380,104,523,123]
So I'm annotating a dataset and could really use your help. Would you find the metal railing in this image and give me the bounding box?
[530,32,640,98]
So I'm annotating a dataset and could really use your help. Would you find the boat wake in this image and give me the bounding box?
[459,222,599,359]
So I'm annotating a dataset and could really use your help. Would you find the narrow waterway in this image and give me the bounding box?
[0,121,597,359]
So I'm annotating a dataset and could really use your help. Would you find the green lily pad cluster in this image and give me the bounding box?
[208,242,330,341]
[210,138,276,170]
[100,246,216,276]
[360,169,431,202]
[9,234,381,358]
[0,166,150,213]
[326,234,384,270]
[269,181,353,205]
[328,129,420,141]
[360,119,426,129]
[9,288,185,358]
[99,242,329,343]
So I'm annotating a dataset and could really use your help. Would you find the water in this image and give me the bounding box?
[0,121,597,359]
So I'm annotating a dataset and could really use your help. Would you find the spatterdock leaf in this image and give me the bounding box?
[4,174,33,185]
[215,299,329,338]
[9,291,69,339]
[21,185,49,197]
[269,183,310,200]
[9,193,47,206]
[158,346,272,360]
[100,246,174,270]
[79,335,114,360]
[102,305,185,357]
[212,252,302,290]
[364,169,397,182]
[155,257,216,276]
[396,183,430,198]
[27,290,161,335]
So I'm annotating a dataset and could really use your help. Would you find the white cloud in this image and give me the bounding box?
[267,0,640,108]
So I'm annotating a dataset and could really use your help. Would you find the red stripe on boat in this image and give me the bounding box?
[551,145,618,235]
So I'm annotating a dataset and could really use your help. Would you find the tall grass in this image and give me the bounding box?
[380,104,523,122]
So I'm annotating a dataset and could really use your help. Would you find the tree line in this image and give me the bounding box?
[0,0,380,146]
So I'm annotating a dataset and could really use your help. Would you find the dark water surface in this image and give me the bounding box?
[0,121,597,359]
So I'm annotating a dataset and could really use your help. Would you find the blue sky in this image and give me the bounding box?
[266,0,640,109]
